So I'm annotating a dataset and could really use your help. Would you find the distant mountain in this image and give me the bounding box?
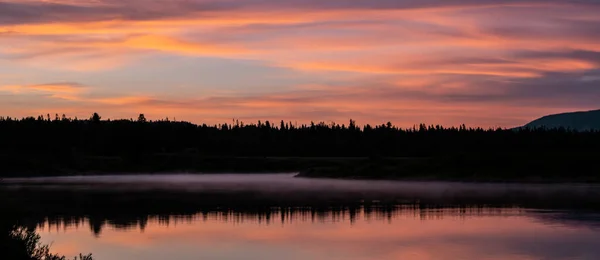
[521,109,600,131]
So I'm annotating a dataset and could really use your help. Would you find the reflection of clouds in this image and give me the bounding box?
[39,207,600,260]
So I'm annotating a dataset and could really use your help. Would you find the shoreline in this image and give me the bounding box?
[2,155,599,183]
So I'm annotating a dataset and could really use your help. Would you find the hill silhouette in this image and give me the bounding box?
[523,109,600,131]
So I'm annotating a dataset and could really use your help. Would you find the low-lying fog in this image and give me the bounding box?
[3,174,600,202]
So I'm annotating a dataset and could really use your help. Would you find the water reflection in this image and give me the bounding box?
[37,206,600,260]
[4,174,600,260]
[40,206,525,236]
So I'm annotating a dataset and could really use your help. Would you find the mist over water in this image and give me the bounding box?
[5,173,600,204]
[5,173,599,193]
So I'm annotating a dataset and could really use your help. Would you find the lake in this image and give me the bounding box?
[3,174,600,260]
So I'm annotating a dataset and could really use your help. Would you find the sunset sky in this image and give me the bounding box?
[1,0,599,127]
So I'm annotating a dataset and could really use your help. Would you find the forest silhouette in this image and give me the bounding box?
[1,113,599,181]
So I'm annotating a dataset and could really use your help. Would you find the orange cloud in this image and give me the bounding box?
[119,35,254,56]
[0,83,86,100]
[92,96,154,105]
[289,62,542,78]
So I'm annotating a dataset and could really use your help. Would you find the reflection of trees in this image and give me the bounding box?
[33,206,600,237]
[529,210,600,229]
[35,205,524,236]
[0,190,94,260]
[4,187,599,238]
[0,218,93,260]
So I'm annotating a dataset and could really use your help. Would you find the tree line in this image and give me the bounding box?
[1,112,598,156]
[0,113,598,176]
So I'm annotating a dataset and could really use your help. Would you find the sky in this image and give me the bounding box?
[1,0,599,127]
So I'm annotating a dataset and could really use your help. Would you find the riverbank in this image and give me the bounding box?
[2,154,600,183]
[0,155,362,177]
[296,155,600,183]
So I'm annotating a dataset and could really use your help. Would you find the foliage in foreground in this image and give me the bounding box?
[2,225,93,260]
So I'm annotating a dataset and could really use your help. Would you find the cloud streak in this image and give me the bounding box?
[2,1,599,26]
[0,82,86,100]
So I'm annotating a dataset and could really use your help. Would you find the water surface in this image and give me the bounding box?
[4,174,600,260]
[38,207,600,260]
